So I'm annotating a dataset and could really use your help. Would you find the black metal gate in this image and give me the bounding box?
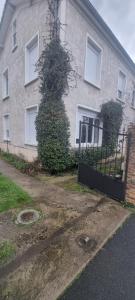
[78,121,130,202]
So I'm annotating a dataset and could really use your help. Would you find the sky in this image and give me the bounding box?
[0,0,5,20]
[0,0,135,61]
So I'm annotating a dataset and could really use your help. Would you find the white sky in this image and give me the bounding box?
[0,0,5,20]
[0,0,135,61]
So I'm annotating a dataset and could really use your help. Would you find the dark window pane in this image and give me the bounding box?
[81,124,87,143]
[132,90,135,107]
[94,119,100,144]
[88,118,93,143]
[118,90,122,99]
[76,138,80,144]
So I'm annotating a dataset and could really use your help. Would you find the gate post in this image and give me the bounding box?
[125,124,135,204]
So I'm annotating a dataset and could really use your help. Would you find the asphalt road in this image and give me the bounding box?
[60,214,135,300]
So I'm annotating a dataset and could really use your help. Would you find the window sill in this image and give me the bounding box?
[75,141,101,147]
[24,143,37,147]
[12,45,18,53]
[84,78,101,90]
[3,139,11,143]
[24,77,39,88]
[2,95,9,101]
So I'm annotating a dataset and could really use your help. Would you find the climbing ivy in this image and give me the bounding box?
[36,0,73,174]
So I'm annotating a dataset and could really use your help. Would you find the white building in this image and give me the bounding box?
[0,0,135,161]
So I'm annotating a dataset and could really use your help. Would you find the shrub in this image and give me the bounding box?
[0,150,40,176]
[36,18,73,173]
[99,100,123,147]
[65,146,114,170]
[78,146,114,166]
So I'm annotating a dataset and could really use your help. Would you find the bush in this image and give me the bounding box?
[0,150,40,176]
[66,145,115,170]
[36,36,72,174]
[99,100,123,147]
[79,146,114,166]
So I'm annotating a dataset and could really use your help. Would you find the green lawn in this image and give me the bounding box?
[0,173,32,213]
[57,177,98,195]
[0,241,15,264]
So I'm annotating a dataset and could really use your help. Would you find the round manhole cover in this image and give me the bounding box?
[76,235,97,252]
[16,209,40,225]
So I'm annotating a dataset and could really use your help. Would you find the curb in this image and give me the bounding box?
[56,210,130,300]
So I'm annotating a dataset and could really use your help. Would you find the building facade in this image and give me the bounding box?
[0,0,135,161]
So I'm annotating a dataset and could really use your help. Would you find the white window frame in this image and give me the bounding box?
[25,33,39,85]
[25,105,38,146]
[117,70,126,103]
[84,34,102,89]
[2,68,9,100]
[3,114,11,141]
[12,19,17,51]
[75,105,103,147]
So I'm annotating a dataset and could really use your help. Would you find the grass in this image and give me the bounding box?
[0,151,27,170]
[57,177,97,194]
[0,150,39,175]
[122,201,135,213]
[0,173,32,213]
[0,241,15,264]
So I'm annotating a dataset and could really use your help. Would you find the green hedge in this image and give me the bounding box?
[66,145,114,170]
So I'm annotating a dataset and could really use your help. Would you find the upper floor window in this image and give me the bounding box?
[132,90,135,108]
[12,20,17,50]
[117,71,126,101]
[85,36,102,88]
[2,69,9,99]
[25,34,39,85]
[3,114,11,141]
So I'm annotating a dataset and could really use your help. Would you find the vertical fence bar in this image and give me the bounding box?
[124,132,131,201]
[120,133,125,176]
[79,121,82,157]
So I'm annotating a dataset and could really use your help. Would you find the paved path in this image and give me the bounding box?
[0,159,102,212]
[60,214,135,300]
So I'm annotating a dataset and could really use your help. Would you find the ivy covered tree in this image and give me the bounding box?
[100,100,123,147]
[36,0,73,173]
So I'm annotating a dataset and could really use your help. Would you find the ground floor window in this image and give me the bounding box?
[25,106,38,146]
[76,107,102,146]
[3,114,11,141]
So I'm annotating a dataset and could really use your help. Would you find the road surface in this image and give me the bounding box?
[60,214,135,300]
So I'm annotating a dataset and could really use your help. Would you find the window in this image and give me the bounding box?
[117,71,126,100]
[25,106,38,145]
[3,115,10,141]
[25,34,39,84]
[2,69,9,99]
[12,20,17,49]
[132,90,135,108]
[85,36,101,87]
[76,107,102,146]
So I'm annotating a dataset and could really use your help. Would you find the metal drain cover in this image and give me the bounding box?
[76,235,97,252]
[16,209,40,225]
